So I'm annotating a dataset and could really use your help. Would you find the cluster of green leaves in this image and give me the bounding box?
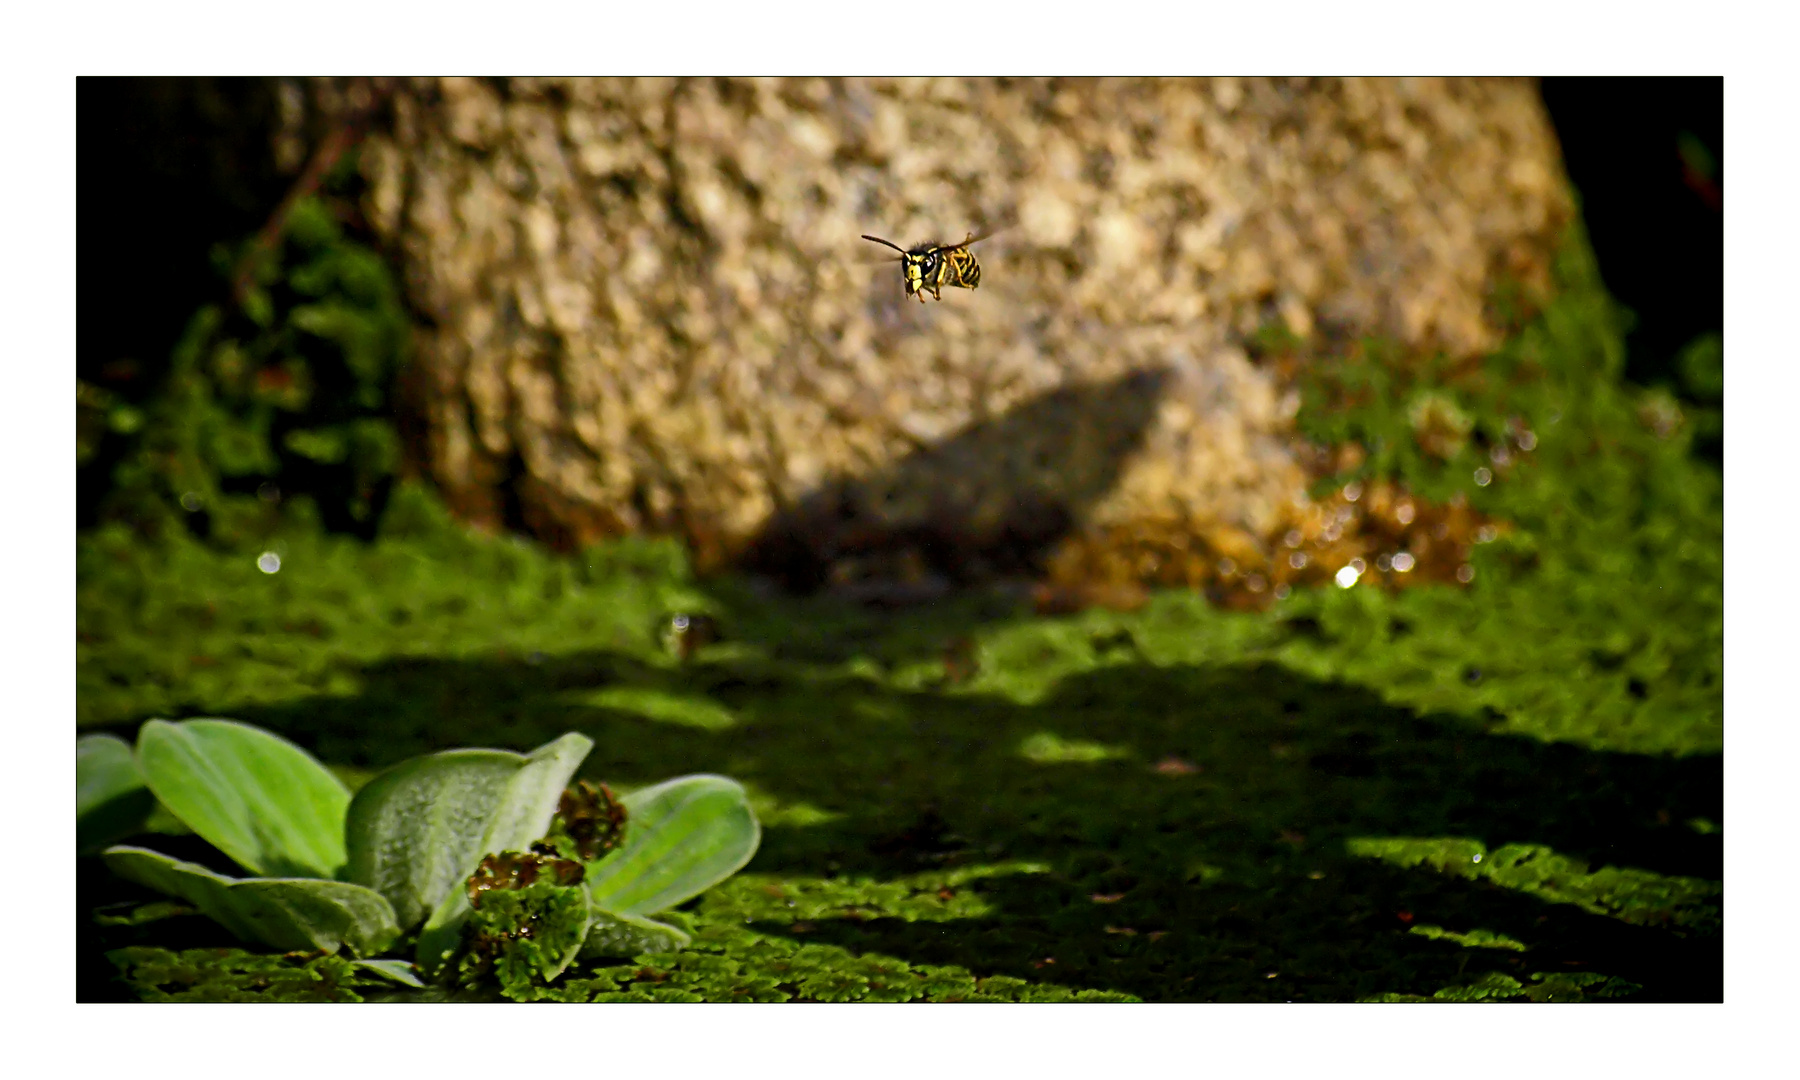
[459,869,594,990]
[80,231,1720,1003]
[85,188,409,546]
[82,717,759,995]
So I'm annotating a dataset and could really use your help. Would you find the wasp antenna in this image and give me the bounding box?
[861,234,908,254]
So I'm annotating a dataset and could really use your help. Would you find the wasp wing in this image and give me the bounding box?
[957,223,1010,247]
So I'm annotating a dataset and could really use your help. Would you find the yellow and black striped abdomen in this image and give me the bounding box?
[941,245,980,290]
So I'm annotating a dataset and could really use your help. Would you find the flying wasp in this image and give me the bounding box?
[860,226,1003,303]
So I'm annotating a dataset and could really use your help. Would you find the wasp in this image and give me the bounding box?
[860,226,1002,303]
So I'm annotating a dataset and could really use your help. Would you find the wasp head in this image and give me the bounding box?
[902,254,928,295]
[862,234,955,302]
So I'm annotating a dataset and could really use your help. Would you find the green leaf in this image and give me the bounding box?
[1676,333,1724,402]
[585,775,761,917]
[107,404,144,435]
[344,749,531,931]
[103,845,399,956]
[406,733,594,977]
[78,734,156,855]
[353,958,424,988]
[284,197,340,253]
[579,909,692,960]
[482,733,595,854]
[135,719,350,879]
[283,426,349,464]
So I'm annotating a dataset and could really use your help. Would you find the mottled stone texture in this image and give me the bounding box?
[334,77,1572,585]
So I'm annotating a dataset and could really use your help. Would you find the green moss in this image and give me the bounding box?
[570,686,738,731]
[707,864,1048,926]
[1522,971,1643,1002]
[1018,731,1130,764]
[493,929,1140,1003]
[459,874,591,995]
[1363,970,1643,1003]
[1407,924,1528,952]
[1414,971,1523,1002]
[76,482,708,748]
[79,229,1720,1002]
[108,946,397,1003]
[91,190,412,547]
[1349,837,1720,933]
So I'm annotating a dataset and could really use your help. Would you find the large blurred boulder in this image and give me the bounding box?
[329,77,1572,588]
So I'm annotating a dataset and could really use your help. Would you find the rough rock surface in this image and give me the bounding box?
[325,77,1572,587]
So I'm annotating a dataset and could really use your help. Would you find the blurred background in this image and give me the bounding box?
[75,77,1722,558]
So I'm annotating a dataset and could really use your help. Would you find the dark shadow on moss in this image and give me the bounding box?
[79,647,1720,1003]
[757,855,1719,1003]
[741,366,1171,591]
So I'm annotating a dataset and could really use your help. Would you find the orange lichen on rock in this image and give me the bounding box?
[1041,477,1511,613]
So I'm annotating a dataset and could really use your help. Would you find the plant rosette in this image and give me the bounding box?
[84,719,760,990]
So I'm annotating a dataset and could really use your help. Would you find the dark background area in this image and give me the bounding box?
[1539,77,1724,388]
[75,77,1725,528]
[77,78,286,394]
[77,78,291,529]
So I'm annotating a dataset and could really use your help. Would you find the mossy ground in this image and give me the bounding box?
[78,239,1722,1003]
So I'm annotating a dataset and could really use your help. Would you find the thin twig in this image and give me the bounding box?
[230,81,390,306]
